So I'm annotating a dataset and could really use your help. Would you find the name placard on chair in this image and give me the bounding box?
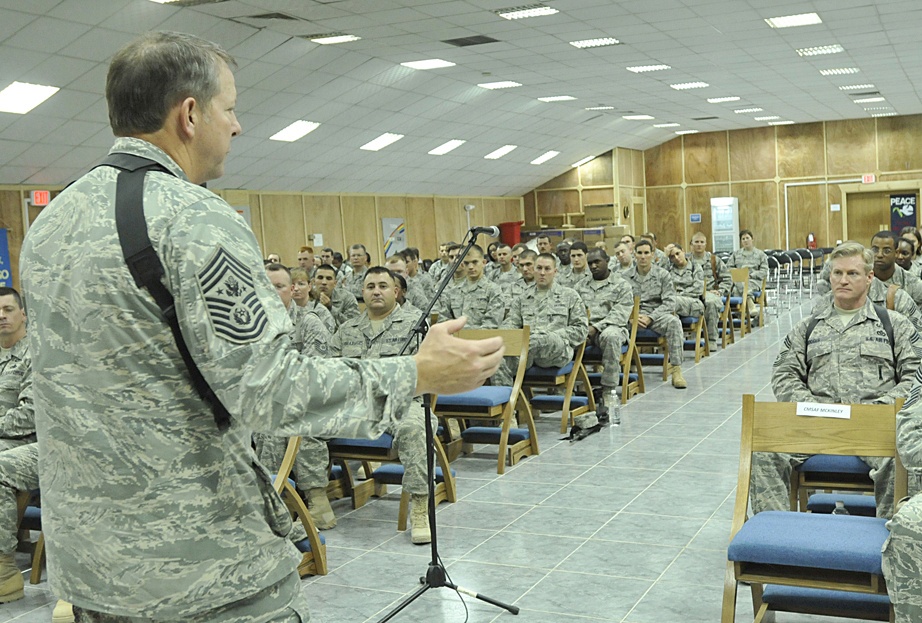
[796,402,851,419]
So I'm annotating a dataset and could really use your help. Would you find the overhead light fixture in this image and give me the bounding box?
[670,82,709,90]
[820,67,859,76]
[0,81,60,114]
[754,116,780,121]
[734,107,763,113]
[269,120,321,142]
[496,4,558,19]
[654,123,680,128]
[585,106,615,110]
[310,33,361,45]
[765,12,822,28]
[571,156,595,168]
[796,44,844,57]
[538,95,576,102]
[477,80,522,89]
[623,114,654,120]
[863,107,892,111]
[147,0,181,3]
[360,132,404,151]
[839,84,875,90]
[854,96,885,103]
[484,145,517,159]
[428,139,466,155]
[707,96,740,103]
[769,120,795,125]
[675,130,698,135]
[400,59,456,70]
[872,112,897,117]
[626,64,670,73]
[569,37,621,49]
[531,150,560,165]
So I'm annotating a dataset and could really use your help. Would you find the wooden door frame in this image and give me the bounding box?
[841,180,922,239]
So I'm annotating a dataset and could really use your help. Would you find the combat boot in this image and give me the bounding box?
[307,488,336,530]
[52,600,75,623]
[671,365,687,389]
[0,553,22,603]
[410,494,431,545]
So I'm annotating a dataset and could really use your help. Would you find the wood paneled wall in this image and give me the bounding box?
[0,186,64,290]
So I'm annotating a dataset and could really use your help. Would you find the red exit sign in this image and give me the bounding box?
[30,190,50,206]
[862,174,876,184]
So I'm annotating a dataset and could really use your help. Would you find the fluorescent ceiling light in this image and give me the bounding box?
[854,96,885,103]
[675,130,698,135]
[796,44,844,57]
[531,150,560,165]
[839,84,875,90]
[484,145,517,160]
[670,82,709,90]
[360,132,404,151]
[754,116,780,121]
[707,96,740,103]
[569,37,621,49]
[765,12,822,28]
[734,107,763,113]
[310,33,361,45]
[585,106,614,110]
[820,67,859,75]
[401,59,456,70]
[477,81,522,89]
[863,107,892,111]
[428,139,466,155]
[626,64,670,73]
[496,4,559,19]
[769,120,795,125]
[571,156,595,168]
[538,95,576,102]
[147,0,180,3]
[872,113,897,117]
[269,120,320,142]
[654,123,680,128]
[623,114,654,120]
[0,81,60,114]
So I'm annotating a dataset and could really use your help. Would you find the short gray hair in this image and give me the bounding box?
[830,241,873,273]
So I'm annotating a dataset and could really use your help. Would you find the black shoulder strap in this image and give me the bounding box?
[804,314,822,374]
[96,154,231,432]
[873,303,896,365]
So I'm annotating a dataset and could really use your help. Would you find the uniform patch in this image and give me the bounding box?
[198,246,268,344]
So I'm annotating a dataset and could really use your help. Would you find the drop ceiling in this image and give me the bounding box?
[0,0,919,196]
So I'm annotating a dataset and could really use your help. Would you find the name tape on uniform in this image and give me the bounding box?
[796,402,851,419]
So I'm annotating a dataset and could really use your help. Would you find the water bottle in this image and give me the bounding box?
[831,500,849,515]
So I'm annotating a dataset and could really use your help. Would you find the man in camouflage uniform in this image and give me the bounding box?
[297,246,316,280]
[689,232,730,345]
[759,243,921,519]
[19,32,503,623]
[611,240,635,276]
[443,245,504,329]
[343,244,370,299]
[624,240,688,389]
[312,264,360,328]
[641,232,669,266]
[427,241,455,283]
[402,247,434,295]
[667,244,710,347]
[487,244,521,293]
[433,244,466,321]
[0,288,35,605]
[330,267,435,544]
[510,249,538,300]
[576,249,633,424]
[559,241,591,290]
[817,233,922,307]
[385,255,428,312]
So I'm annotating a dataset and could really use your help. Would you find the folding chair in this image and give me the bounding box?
[727,267,751,337]
[16,491,44,585]
[273,437,328,576]
[433,327,537,473]
[524,337,597,433]
[750,277,767,328]
[585,296,645,404]
[722,395,905,623]
[790,454,875,512]
[635,328,670,380]
[681,282,710,362]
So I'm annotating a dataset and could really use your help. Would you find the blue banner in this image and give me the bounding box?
[0,229,11,287]
[891,194,917,232]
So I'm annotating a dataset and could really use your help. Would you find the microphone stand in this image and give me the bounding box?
[377,229,519,621]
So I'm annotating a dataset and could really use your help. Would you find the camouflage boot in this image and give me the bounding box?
[410,494,431,545]
[671,365,687,389]
[0,553,22,603]
[52,600,75,623]
[307,488,336,530]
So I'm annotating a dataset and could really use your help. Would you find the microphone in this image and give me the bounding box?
[470,225,500,238]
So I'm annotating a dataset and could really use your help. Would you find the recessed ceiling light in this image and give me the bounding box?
[707,96,740,103]
[400,59,456,70]
[754,116,780,121]
[854,96,885,103]
[569,37,621,49]
[496,4,559,19]
[734,108,763,113]
[654,123,680,128]
[670,82,709,90]
[538,95,576,102]
[796,44,844,57]
[623,114,654,120]
[863,107,892,111]
[310,33,361,45]
[769,120,795,125]
[360,133,404,151]
[675,130,698,135]
[269,120,320,142]
[428,139,466,155]
[820,68,859,76]
[531,150,560,165]
[585,106,615,110]
[571,156,595,168]
[477,81,522,89]
[839,84,875,90]
[764,12,822,28]
[0,81,60,114]
[485,145,517,159]
[626,64,671,73]
[872,112,897,117]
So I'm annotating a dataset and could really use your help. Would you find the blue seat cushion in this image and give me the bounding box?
[752,289,762,298]
[761,585,890,617]
[437,386,512,407]
[680,316,700,325]
[728,511,888,574]
[371,463,456,485]
[636,328,663,340]
[683,339,704,349]
[725,296,744,305]
[461,426,530,444]
[530,394,589,411]
[798,455,871,475]
[584,344,602,358]
[329,464,343,480]
[328,433,394,451]
[20,506,41,531]
[294,532,326,553]
[525,362,574,379]
[807,493,877,517]
[639,353,664,365]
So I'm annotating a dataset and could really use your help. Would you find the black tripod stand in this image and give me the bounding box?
[377,229,519,622]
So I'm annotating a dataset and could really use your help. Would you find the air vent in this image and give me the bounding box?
[247,12,298,20]
[443,35,500,47]
[692,116,719,121]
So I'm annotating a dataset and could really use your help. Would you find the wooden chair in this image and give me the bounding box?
[635,327,670,381]
[273,437,328,576]
[16,491,44,585]
[718,289,735,348]
[789,454,875,512]
[433,327,538,473]
[584,296,645,404]
[751,276,767,328]
[727,267,752,337]
[524,336,597,434]
[681,282,710,362]
[722,396,905,623]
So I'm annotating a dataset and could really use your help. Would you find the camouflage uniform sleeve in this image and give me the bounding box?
[503,295,523,329]
[561,289,589,348]
[906,279,922,307]
[717,257,732,296]
[162,200,414,439]
[298,313,332,359]
[340,291,361,321]
[650,270,677,319]
[896,289,922,333]
[886,312,922,403]
[594,279,632,333]
[752,250,769,282]
[0,349,34,438]
[771,318,821,402]
[814,261,832,296]
[897,368,922,471]
[483,281,505,329]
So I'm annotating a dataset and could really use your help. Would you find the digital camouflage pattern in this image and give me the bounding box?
[444,277,504,329]
[326,286,360,327]
[817,262,922,308]
[343,265,368,300]
[623,264,684,365]
[727,247,769,296]
[690,251,731,296]
[811,280,922,333]
[557,266,591,290]
[668,261,705,317]
[0,442,38,555]
[303,300,336,334]
[575,272,632,388]
[20,138,417,619]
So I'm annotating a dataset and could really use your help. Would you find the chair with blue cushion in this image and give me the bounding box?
[790,454,875,512]
[635,327,670,381]
[584,296,644,405]
[523,333,597,434]
[371,463,457,532]
[750,277,767,329]
[434,327,537,473]
[682,281,710,362]
[721,395,905,623]
[15,491,44,585]
[273,437,328,576]
[726,267,751,337]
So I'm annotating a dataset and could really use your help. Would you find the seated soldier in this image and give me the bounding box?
[386,255,428,311]
[575,249,633,424]
[558,241,591,289]
[611,240,634,276]
[291,267,335,334]
[433,244,466,321]
[641,232,668,266]
[344,244,370,299]
[402,247,434,294]
[624,240,687,389]
[312,263,361,327]
[487,244,521,291]
[726,229,769,302]
[817,233,922,307]
[689,232,730,345]
[330,267,435,544]
[443,245,504,329]
[510,249,538,299]
[896,237,922,279]
[667,244,710,345]
[427,241,456,282]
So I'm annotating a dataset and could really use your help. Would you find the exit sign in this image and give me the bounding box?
[862,174,876,184]
[30,190,50,206]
